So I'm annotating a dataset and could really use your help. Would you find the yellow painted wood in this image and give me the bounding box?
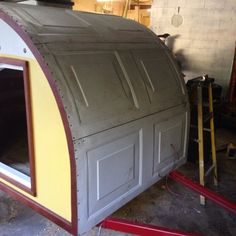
[0,54,72,222]
[197,85,205,205]
[208,83,218,186]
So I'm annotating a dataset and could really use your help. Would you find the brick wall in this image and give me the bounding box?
[151,0,236,89]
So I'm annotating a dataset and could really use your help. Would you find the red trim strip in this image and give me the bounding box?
[169,171,236,215]
[0,8,77,235]
[100,218,201,236]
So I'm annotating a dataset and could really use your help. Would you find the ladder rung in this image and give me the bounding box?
[205,164,215,178]
[190,125,211,132]
[203,112,213,123]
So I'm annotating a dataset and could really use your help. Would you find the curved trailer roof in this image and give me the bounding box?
[0,3,187,140]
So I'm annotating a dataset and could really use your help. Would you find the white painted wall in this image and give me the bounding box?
[151,0,236,88]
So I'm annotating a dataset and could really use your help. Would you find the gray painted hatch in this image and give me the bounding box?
[0,3,187,140]
[0,3,189,235]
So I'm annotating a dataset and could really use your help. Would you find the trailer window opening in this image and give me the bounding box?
[0,62,34,193]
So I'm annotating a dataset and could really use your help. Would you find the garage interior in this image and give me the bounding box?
[0,0,235,236]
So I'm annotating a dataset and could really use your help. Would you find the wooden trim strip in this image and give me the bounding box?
[0,57,36,197]
[23,60,37,196]
[130,4,151,10]
[0,9,78,235]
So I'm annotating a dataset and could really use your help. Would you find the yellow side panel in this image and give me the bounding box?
[0,55,72,222]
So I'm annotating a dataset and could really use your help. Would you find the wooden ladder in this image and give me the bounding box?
[189,75,218,205]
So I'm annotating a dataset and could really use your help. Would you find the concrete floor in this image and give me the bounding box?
[0,128,236,236]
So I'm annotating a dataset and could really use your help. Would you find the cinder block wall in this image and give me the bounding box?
[151,0,236,89]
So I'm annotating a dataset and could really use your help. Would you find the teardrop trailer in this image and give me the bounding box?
[4,3,234,236]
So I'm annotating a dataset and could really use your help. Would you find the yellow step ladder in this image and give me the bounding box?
[189,75,218,205]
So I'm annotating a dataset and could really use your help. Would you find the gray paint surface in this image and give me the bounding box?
[0,3,189,235]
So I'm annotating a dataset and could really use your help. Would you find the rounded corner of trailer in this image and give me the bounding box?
[0,8,77,234]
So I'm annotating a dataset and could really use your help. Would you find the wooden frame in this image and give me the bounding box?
[0,57,36,197]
